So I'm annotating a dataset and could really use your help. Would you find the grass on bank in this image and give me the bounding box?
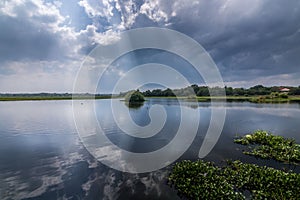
[234,130,300,165]
[169,160,300,199]
[0,95,112,101]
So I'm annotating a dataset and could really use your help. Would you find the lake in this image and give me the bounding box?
[0,99,300,199]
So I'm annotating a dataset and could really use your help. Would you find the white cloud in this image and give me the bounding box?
[78,25,120,46]
[78,0,114,19]
[0,0,80,61]
[117,0,139,30]
[0,0,65,29]
[225,73,300,88]
[0,0,125,92]
[78,0,170,30]
[0,60,81,93]
[140,0,168,23]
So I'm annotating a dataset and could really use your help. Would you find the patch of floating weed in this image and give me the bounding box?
[234,130,300,165]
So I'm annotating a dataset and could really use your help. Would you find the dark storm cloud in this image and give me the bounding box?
[0,15,67,62]
[166,0,300,84]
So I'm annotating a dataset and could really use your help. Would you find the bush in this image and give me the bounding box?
[124,90,145,102]
[279,93,288,99]
[270,92,279,98]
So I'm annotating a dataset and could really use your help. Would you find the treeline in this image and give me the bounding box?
[140,85,300,97]
[2,84,300,98]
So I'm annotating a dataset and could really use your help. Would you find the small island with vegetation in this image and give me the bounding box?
[124,90,145,103]
[123,90,145,108]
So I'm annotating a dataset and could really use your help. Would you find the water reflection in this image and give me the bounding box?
[0,100,300,199]
[124,101,144,109]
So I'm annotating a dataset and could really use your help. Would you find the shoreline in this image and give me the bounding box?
[1,95,300,103]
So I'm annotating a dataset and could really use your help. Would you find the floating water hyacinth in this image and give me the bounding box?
[169,160,300,199]
[234,130,300,165]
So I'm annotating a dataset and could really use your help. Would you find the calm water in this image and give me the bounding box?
[0,99,300,199]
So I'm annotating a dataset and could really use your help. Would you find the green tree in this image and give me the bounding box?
[225,86,233,96]
[125,90,145,102]
[290,87,300,95]
[197,86,209,96]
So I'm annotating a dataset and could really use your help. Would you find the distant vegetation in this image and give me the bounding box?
[136,84,300,97]
[120,84,300,103]
[1,85,300,101]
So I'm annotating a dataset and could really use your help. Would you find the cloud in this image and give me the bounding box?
[0,60,79,93]
[0,0,122,63]
[0,0,78,62]
[139,0,168,23]
[1,0,300,92]
[225,73,300,88]
[78,24,121,47]
[0,0,125,92]
[78,0,114,19]
[77,0,300,88]
[163,0,300,83]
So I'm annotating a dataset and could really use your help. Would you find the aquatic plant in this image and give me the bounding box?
[168,160,244,199]
[225,160,300,199]
[234,130,300,165]
[169,160,300,199]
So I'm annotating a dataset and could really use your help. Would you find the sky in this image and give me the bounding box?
[0,0,300,93]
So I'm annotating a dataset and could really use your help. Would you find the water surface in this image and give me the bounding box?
[0,99,300,199]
